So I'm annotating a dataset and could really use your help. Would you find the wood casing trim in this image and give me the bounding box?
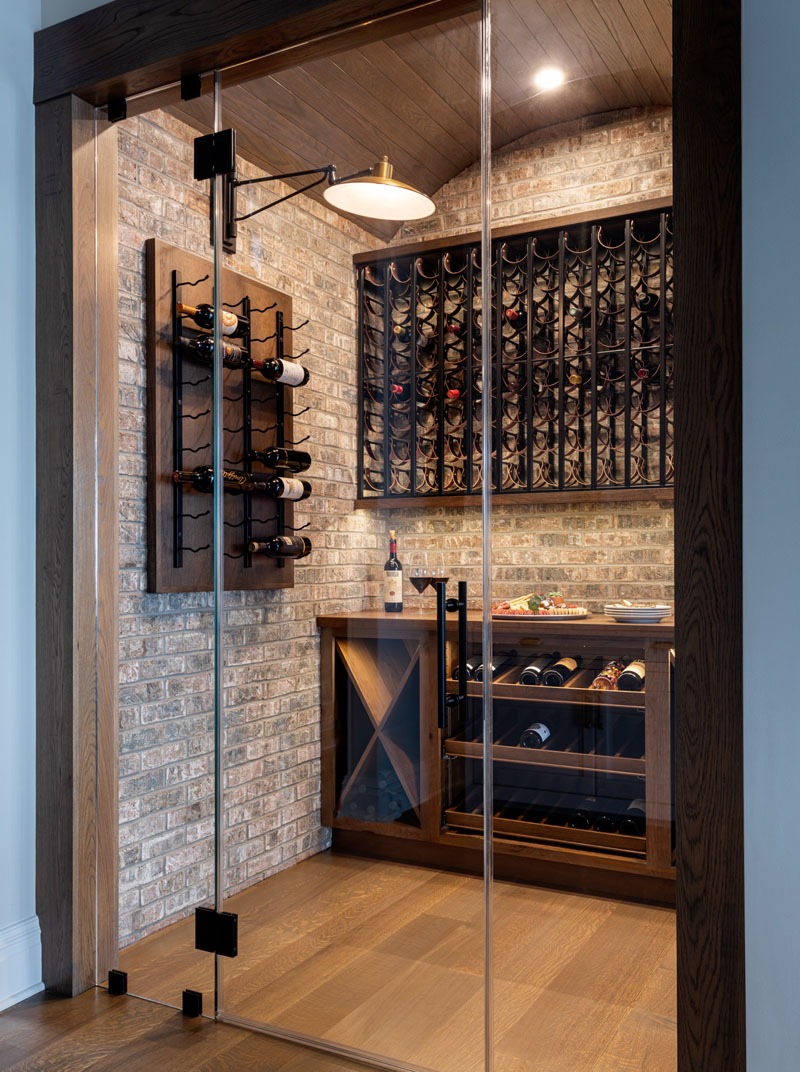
[673,0,746,1067]
[35,95,119,995]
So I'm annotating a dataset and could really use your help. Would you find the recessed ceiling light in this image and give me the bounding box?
[533,66,565,91]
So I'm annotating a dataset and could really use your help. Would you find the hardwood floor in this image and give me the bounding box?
[0,988,364,1071]
[118,851,677,1072]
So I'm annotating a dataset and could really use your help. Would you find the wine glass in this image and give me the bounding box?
[407,551,430,613]
[428,551,449,596]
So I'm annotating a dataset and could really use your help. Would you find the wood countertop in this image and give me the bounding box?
[317,608,675,641]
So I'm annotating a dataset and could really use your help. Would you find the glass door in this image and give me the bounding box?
[212,5,493,1071]
[487,2,677,1068]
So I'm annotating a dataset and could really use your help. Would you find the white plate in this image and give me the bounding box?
[493,609,589,621]
[605,604,671,612]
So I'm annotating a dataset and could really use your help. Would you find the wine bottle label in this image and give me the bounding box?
[384,568,403,605]
[220,309,238,336]
[277,359,306,387]
[277,478,306,500]
[559,658,578,673]
[530,723,550,743]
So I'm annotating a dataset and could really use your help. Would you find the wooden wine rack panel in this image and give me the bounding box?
[146,238,302,593]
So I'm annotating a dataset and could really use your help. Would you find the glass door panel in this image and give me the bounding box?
[114,76,222,1013]
[488,1,677,1067]
[214,6,491,1071]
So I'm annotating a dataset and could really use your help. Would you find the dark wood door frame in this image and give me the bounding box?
[33,0,746,1068]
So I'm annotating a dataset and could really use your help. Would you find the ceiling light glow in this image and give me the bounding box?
[533,66,565,91]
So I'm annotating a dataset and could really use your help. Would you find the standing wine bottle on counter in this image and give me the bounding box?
[251,356,309,387]
[541,655,582,687]
[384,530,403,613]
[617,659,646,691]
[249,535,312,560]
[519,722,551,748]
[474,650,517,682]
[519,653,560,685]
[177,301,249,337]
[249,447,311,473]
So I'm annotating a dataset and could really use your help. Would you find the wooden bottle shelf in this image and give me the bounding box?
[450,677,647,710]
[443,735,646,777]
[444,807,647,857]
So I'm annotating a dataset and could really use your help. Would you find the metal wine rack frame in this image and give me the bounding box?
[356,204,673,503]
[146,238,310,593]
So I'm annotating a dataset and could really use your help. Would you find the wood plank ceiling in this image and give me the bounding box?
[169,0,672,240]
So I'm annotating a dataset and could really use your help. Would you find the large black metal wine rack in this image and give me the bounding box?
[357,205,673,501]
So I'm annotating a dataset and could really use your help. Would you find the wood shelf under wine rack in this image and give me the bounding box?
[355,200,673,505]
[320,611,675,904]
[146,238,309,592]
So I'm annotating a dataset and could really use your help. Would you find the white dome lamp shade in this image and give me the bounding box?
[323,156,436,221]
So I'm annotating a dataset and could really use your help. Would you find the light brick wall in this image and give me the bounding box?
[117,105,673,946]
[117,109,384,946]
[378,106,674,611]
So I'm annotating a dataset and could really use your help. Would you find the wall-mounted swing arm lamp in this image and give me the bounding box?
[195,130,435,253]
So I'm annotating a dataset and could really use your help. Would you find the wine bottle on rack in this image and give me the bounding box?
[179,334,248,367]
[417,333,436,353]
[384,530,403,613]
[249,447,311,473]
[390,382,411,402]
[452,657,479,681]
[634,289,660,315]
[177,302,249,337]
[173,466,311,500]
[519,722,551,748]
[392,324,410,341]
[589,659,627,691]
[504,308,527,330]
[251,356,310,387]
[617,659,646,691]
[249,535,312,560]
[444,321,465,337]
[566,809,592,830]
[541,656,582,687]
[618,799,646,836]
[474,650,517,682]
[519,653,560,685]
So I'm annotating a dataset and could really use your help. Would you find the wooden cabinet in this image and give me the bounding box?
[319,611,675,905]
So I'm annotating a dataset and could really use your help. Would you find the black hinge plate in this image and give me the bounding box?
[195,905,238,958]
[194,129,236,181]
[108,968,128,995]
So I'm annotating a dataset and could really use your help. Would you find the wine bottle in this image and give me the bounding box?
[249,447,311,474]
[504,308,527,330]
[589,659,627,691]
[634,290,660,315]
[618,798,646,836]
[390,382,411,402]
[173,466,310,500]
[179,334,248,367]
[519,653,560,685]
[566,809,592,830]
[617,659,646,692]
[444,320,465,337]
[519,722,551,748]
[177,301,248,337]
[417,333,436,353]
[452,657,479,681]
[384,530,403,613]
[251,356,309,387]
[541,656,582,687]
[593,812,619,834]
[474,650,517,682]
[249,535,312,559]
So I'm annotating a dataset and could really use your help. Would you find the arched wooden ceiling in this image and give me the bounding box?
[169,0,671,240]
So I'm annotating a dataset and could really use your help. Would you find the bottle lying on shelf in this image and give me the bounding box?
[249,447,311,474]
[618,798,646,836]
[519,653,560,685]
[590,659,627,690]
[519,721,551,748]
[617,659,646,691]
[474,650,517,681]
[451,656,479,681]
[540,656,582,687]
[173,466,311,501]
[250,356,310,387]
[178,334,248,367]
[249,535,312,560]
[177,301,249,337]
[178,336,310,387]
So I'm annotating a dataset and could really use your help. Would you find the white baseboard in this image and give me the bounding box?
[0,916,43,1012]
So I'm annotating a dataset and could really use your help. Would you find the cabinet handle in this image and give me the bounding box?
[437,580,467,729]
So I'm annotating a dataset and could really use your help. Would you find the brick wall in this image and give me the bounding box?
[117,105,673,946]
[378,106,674,611]
[117,109,384,946]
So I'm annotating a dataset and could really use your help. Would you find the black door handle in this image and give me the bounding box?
[437,580,467,730]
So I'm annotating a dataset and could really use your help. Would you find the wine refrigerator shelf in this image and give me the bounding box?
[355,202,673,505]
[146,238,310,593]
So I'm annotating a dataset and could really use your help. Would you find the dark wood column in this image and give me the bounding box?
[35,94,119,995]
[673,0,746,1068]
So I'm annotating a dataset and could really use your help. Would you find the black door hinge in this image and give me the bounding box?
[182,988,203,1017]
[108,968,128,995]
[194,130,237,181]
[195,905,238,958]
